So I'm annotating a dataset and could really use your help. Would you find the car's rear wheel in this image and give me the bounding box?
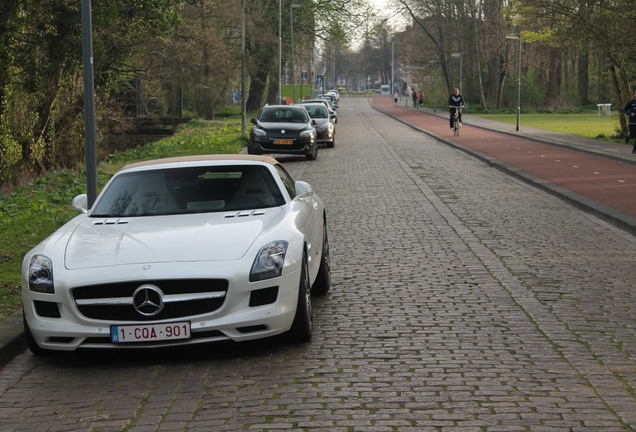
[286,251,312,343]
[312,225,331,295]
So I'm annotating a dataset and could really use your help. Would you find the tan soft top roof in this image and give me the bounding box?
[123,154,279,170]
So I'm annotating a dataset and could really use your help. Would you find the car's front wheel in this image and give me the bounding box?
[23,314,54,356]
[305,142,317,161]
[312,225,331,295]
[286,251,312,343]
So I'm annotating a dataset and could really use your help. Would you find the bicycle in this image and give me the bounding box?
[450,106,463,136]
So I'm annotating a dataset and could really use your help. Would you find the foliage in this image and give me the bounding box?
[0,119,244,319]
[0,0,185,189]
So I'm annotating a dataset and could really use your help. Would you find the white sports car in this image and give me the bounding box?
[21,155,331,354]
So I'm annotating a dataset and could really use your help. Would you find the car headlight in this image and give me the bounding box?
[28,255,54,293]
[299,129,314,139]
[250,241,289,282]
[252,128,267,138]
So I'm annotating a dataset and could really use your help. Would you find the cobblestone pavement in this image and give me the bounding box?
[1,97,635,432]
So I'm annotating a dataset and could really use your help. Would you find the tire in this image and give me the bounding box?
[327,135,335,148]
[24,313,54,356]
[286,251,313,343]
[312,224,331,295]
[305,142,318,160]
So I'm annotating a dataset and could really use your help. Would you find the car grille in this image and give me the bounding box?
[72,279,228,322]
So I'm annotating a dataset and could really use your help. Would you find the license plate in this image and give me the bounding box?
[274,139,293,145]
[111,321,191,343]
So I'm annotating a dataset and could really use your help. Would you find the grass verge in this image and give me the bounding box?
[471,112,622,142]
[0,119,245,319]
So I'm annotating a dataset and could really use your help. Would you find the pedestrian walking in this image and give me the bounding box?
[394,90,399,107]
[623,89,636,154]
[411,89,418,109]
[418,90,424,108]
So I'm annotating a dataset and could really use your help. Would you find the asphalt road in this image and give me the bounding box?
[1,96,635,432]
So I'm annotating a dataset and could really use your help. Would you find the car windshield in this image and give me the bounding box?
[303,105,328,118]
[259,107,308,123]
[91,165,286,217]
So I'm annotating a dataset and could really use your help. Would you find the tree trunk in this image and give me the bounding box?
[546,47,562,109]
[578,50,589,105]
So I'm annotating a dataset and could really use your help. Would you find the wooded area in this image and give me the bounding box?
[0,0,633,190]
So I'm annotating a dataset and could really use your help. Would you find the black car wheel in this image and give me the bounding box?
[24,313,54,356]
[305,142,318,161]
[312,224,331,295]
[286,251,312,343]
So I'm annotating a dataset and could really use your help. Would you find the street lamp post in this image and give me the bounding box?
[81,0,97,207]
[290,4,300,103]
[451,52,462,95]
[278,0,282,104]
[391,41,395,95]
[506,34,522,131]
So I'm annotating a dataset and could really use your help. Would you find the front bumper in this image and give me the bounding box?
[22,260,303,351]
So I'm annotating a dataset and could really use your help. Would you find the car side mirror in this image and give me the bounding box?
[294,181,313,197]
[311,119,317,127]
[72,194,89,214]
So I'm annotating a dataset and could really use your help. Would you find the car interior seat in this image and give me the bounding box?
[125,173,180,215]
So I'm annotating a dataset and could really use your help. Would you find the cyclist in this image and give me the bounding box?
[623,89,636,154]
[448,88,465,133]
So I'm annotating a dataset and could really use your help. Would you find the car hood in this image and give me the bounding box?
[64,209,282,270]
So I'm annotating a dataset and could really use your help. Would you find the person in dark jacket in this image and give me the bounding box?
[448,88,465,132]
[623,89,636,154]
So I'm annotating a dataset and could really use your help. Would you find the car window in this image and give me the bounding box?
[260,108,307,123]
[274,164,296,198]
[91,165,286,217]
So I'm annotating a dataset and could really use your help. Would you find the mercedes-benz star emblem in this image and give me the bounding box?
[132,285,165,317]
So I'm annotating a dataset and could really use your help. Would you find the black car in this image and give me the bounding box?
[249,105,318,160]
[299,103,335,148]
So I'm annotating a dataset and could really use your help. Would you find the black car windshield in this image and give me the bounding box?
[259,107,308,123]
[91,165,286,217]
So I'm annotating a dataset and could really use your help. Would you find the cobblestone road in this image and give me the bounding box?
[1,96,635,432]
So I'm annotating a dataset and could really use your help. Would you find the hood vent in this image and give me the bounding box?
[93,219,130,226]
[224,210,267,218]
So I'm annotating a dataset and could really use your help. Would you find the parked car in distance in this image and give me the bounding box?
[299,102,335,148]
[318,94,338,109]
[303,99,337,124]
[326,90,340,102]
[249,105,318,160]
[21,155,331,354]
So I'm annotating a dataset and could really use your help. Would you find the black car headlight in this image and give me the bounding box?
[250,241,288,282]
[252,128,267,138]
[299,130,314,139]
[28,254,54,293]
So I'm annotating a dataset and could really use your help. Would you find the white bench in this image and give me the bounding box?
[596,103,612,116]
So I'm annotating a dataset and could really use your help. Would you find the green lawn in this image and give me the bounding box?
[472,112,621,141]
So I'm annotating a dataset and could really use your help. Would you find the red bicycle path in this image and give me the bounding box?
[370,95,636,235]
